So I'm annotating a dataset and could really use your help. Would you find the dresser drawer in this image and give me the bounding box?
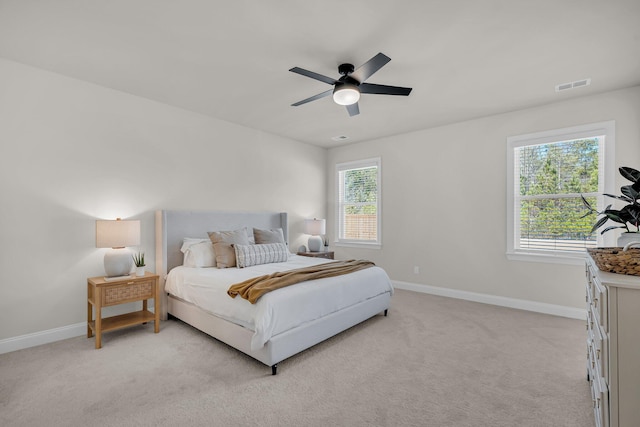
[587,305,598,336]
[591,318,609,385]
[586,281,594,307]
[587,334,597,378]
[102,280,154,306]
[590,371,610,427]
[587,263,609,331]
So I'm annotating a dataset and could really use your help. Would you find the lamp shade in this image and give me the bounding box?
[96,219,140,248]
[304,218,326,236]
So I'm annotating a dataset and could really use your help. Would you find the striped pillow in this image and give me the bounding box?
[234,243,289,268]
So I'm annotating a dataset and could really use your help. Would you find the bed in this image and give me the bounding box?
[155,210,393,374]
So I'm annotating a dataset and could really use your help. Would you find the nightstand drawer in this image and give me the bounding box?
[103,280,154,305]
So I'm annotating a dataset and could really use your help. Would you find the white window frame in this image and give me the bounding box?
[506,121,615,265]
[335,157,382,249]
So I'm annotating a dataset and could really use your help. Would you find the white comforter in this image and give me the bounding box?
[165,255,393,350]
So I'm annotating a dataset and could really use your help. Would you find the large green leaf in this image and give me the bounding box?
[621,185,639,202]
[603,209,626,224]
[621,204,640,226]
[601,225,627,234]
[604,192,633,203]
[619,167,640,182]
[591,215,610,233]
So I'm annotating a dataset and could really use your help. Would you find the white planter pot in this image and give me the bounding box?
[135,266,145,277]
[617,232,640,248]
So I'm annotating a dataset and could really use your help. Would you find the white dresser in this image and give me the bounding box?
[586,255,640,427]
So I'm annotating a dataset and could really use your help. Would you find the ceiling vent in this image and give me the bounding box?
[555,78,591,92]
[331,135,350,141]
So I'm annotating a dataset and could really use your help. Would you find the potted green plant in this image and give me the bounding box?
[582,166,640,246]
[132,251,145,276]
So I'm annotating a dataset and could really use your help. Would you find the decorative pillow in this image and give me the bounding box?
[253,227,285,245]
[181,238,215,268]
[234,243,289,268]
[208,228,251,268]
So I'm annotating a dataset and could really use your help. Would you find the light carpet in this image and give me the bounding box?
[0,289,593,426]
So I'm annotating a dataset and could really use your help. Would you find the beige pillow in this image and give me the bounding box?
[208,228,251,268]
[253,227,285,245]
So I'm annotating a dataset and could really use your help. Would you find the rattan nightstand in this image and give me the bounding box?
[87,272,160,349]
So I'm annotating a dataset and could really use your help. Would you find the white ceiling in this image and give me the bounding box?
[1,0,639,148]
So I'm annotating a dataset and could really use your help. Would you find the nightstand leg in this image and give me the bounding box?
[154,291,160,333]
[87,301,93,338]
[87,283,93,338]
[95,293,102,349]
[142,299,148,325]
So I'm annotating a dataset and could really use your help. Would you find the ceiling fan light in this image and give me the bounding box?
[333,84,360,106]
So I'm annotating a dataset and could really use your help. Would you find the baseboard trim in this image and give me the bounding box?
[0,322,86,355]
[0,283,586,355]
[392,280,586,320]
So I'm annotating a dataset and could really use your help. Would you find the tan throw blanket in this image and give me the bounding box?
[227,259,375,304]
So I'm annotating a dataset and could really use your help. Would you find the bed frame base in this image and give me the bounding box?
[168,293,391,374]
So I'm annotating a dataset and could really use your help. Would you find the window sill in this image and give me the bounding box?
[334,241,382,250]
[506,251,586,266]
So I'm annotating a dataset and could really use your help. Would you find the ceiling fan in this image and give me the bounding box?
[289,52,412,117]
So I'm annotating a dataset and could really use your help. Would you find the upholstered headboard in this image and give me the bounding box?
[155,210,288,318]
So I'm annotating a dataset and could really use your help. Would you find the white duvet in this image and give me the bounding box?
[165,254,394,350]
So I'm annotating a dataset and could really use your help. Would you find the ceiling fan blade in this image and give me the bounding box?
[289,67,337,85]
[291,89,333,106]
[346,103,360,117]
[360,83,412,96]
[350,53,391,83]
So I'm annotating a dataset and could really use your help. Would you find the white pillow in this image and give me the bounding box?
[181,238,216,268]
[234,243,289,268]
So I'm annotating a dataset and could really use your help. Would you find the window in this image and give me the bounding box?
[336,158,381,247]
[507,121,615,263]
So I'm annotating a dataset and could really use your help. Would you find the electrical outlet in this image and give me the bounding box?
[414,266,419,275]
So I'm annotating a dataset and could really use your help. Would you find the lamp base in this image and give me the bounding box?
[308,235,323,252]
[104,248,133,277]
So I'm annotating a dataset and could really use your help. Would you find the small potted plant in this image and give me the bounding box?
[582,166,640,246]
[132,251,146,276]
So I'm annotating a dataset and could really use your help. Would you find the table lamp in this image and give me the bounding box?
[96,218,140,279]
[304,218,326,252]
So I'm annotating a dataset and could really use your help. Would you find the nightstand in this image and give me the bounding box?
[297,250,334,260]
[87,272,160,349]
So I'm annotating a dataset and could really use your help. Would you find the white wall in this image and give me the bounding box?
[2,53,638,345]
[0,59,326,340]
[328,86,640,310]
